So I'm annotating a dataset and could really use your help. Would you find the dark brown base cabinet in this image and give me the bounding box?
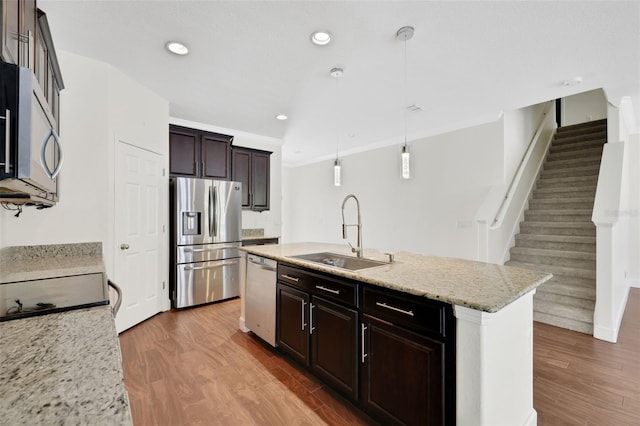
[361,314,445,425]
[276,263,455,426]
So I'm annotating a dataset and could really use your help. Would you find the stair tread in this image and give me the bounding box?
[556,119,607,132]
[510,246,596,260]
[505,260,595,278]
[515,234,595,243]
[520,221,594,228]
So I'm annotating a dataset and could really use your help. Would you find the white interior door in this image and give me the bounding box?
[114,141,164,333]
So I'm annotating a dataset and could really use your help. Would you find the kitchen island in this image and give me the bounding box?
[240,242,552,426]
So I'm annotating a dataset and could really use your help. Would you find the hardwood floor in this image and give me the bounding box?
[119,289,640,425]
[118,298,376,425]
[534,288,640,425]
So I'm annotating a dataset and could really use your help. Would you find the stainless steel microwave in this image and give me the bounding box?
[0,62,62,206]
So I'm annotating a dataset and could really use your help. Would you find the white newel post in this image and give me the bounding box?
[455,290,537,426]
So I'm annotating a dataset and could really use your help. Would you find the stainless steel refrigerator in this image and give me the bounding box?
[170,177,242,308]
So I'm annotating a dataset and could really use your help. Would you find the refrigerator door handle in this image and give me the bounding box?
[208,185,214,238]
[213,185,218,237]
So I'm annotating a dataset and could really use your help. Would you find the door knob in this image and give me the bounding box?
[120,244,130,250]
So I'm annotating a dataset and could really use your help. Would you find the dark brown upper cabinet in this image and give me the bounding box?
[169,125,232,180]
[231,147,271,211]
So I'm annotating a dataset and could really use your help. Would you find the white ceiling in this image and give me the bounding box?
[39,1,640,165]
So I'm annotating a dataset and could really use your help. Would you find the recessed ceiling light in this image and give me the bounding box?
[166,41,189,55]
[562,76,583,86]
[276,114,288,121]
[310,30,332,46]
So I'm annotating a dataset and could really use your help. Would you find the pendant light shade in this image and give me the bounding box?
[331,67,344,187]
[401,145,410,179]
[334,159,341,186]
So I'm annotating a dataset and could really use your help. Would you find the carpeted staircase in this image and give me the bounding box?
[506,119,607,334]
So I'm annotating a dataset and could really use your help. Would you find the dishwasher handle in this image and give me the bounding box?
[247,256,276,271]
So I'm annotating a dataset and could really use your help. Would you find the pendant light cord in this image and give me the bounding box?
[335,73,340,160]
[403,34,408,148]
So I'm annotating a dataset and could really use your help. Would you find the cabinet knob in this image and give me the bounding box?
[120,243,130,250]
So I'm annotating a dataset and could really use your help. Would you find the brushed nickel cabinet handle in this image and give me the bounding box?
[282,274,299,282]
[361,323,368,363]
[301,300,307,331]
[316,285,340,295]
[376,301,415,317]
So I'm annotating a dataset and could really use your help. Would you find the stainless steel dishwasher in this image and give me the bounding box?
[245,254,277,347]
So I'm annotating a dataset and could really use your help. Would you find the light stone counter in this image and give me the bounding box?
[240,242,552,312]
[0,305,132,425]
[0,242,105,284]
[0,242,132,425]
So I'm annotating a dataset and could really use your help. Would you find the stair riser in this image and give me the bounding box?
[519,226,595,237]
[556,119,606,134]
[528,200,593,210]
[556,126,606,137]
[533,312,594,334]
[537,175,598,185]
[534,291,596,309]
[509,253,595,270]
[544,158,601,170]
[534,300,594,323]
[514,239,595,253]
[544,275,596,287]
[553,131,607,143]
[540,167,599,179]
[533,190,595,199]
[524,213,592,222]
[536,182,596,191]
[547,149,603,161]
[550,140,606,154]
[537,281,596,300]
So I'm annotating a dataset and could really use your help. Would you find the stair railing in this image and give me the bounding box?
[492,101,555,228]
[476,100,556,264]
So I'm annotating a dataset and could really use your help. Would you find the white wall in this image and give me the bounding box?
[503,102,548,182]
[0,52,169,285]
[283,120,503,259]
[170,118,283,239]
[563,89,607,126]
[0,52,111,250]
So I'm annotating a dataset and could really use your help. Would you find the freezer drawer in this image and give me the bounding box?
[176,242,241,264]
[174,258,240,308]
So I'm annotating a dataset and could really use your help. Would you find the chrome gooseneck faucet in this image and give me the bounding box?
[341,194,363,258]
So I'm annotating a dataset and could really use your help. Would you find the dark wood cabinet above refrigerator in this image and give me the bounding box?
[169,125,233,180]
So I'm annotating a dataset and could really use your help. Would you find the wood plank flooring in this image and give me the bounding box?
[534,288,640,425]
[119,288,640,425]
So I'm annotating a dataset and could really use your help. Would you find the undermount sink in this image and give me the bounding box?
[288,252,388,271]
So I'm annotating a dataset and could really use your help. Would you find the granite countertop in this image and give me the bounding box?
[0,305,132,425]
[240,242,552,313]
[0,242,106,284]
[0,242,132,425]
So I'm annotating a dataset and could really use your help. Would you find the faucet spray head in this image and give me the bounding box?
[342,224,347,239]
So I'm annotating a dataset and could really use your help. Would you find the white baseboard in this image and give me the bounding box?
[594,284,632,343]
[523,409,537,426]
[631,281,640,289]
[238,317,250,333]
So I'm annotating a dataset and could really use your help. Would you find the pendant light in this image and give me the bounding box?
[331,67,344,186]
[397,26,414,180]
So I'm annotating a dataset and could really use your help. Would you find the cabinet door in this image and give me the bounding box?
[21,0,35,69]
[201,135,230,179]
[361,314,446,426]
[277,284,310,366]
[250,151,270,211]
[1,0,20,64]
[231,148,251,208]
[311,297,358,401]
[169,128,199,177]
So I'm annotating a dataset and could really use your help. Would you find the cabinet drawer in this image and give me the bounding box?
[277,263,357,307]
[278,264,312,289]
[362,286,447,338]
